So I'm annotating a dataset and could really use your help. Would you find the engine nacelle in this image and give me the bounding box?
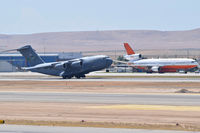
[54,63,65,69]
[54,59,83,71]
[70,61,82,70]
[124,54,142,61]
[151,66,160,72]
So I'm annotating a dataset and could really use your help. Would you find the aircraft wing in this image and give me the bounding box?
[21,62,59,70]
[21,60,74,70]
[113,60,131,64]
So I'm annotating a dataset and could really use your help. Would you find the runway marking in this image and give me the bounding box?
[89,105,200,111]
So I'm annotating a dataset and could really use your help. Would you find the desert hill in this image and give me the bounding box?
[1,28,200,52]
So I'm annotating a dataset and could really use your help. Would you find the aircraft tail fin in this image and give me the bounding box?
[124,43,135,55]
[17,45,45,66]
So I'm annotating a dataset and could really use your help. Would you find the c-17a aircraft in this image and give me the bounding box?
[15,45,113,79]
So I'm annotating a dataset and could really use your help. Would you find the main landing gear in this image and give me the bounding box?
[75,74,86,79]
[62,76,72,79]
[62,74,86,79]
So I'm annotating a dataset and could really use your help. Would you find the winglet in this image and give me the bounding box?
[124,43,135,55]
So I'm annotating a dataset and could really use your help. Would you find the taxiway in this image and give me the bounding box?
[1,125,199,133]
[0,72,200,131]
[0,91,199,106]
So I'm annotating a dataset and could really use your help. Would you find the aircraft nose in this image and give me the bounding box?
[106,57,113,67]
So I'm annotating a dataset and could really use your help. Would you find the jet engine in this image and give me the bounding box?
[53,62,73,69]
[61,60,83,70]
[70,60,82,69]
[124,54,142,61]
[151,66,160,72]
[53,63,65,69]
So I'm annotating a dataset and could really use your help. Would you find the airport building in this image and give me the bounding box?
[0,52,82,72]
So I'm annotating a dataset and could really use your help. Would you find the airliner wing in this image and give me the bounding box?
[113,60,129,64]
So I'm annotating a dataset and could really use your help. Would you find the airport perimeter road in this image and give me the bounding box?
[1,125,199,133]
[0,92,200,106]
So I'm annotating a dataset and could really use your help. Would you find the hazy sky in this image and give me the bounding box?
[0,0,200,34]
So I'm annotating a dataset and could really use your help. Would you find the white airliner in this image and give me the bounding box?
[123,43,199,73]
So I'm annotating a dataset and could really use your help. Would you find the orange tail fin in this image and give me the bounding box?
[124,43,135,55]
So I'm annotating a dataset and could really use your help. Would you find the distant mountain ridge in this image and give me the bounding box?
[1,28,200,52]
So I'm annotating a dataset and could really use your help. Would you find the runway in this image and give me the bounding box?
[1,125,198,133]
[0,72,200,131]
[1,77,200,82]
[0,72,200,82]
[0,91,200,106]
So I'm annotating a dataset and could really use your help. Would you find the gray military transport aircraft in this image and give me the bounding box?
[16,45,113,79]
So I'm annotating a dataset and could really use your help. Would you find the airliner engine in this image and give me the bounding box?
[151,66,160,72]
[124,54,142,61]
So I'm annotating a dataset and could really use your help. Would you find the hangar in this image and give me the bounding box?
[0,52,82,72]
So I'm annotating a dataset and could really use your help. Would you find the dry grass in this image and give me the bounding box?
[0,102,200,131]
[4,120,200,131]
[0,81,200,93]
[0,80,200,131]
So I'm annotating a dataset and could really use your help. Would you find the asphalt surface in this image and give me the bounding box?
[0,92,200,106]
[0,125,199,133]
[1,77,200,82]
[1,72,200,82]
